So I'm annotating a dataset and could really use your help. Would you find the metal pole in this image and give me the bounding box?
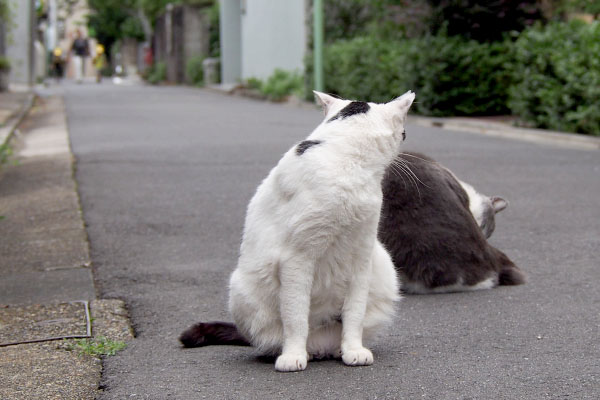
[313,0,324,92]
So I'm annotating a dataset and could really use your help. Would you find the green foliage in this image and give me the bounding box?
[87,0,142,53]
[427,0,545,42]
[138,0,172,24]
[0,0,11,21]
[553,0,600,16]
[245,77,262,91]
[119,15,145,41]
[0,142,13,165]
[146,61,167,84]
[314,34,514,116]
[206,1,220,57]
[0,55,10,71]
[322,0,377,43]
[185,55,204,86]
[65,336,127,358]
[259,69,304,102]
[0,0,15,37]
[509,20,600,135]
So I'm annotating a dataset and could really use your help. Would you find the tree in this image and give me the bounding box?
[87,0,215,55]
[87,0,144,55]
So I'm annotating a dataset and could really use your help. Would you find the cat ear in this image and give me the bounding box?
[491,197,508,214]
[313,91,339,114]
[385,90,415,128]
[390,90,416,110]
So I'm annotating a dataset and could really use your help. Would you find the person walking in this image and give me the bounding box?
[93,44,107,83]
[70,29,90,83]
[51,47,65,82]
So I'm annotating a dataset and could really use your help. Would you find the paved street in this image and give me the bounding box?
[62,82,599,399]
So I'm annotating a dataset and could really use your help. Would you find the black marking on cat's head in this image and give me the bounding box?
[296,140,322,155]
[327,101,370,122]
[402,130,406,141]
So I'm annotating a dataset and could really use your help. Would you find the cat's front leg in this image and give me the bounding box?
[340,243,375,367]
[275,255,314,372]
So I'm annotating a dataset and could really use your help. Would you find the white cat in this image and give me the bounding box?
[219,92,413,372]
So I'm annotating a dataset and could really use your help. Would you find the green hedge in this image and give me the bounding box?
[186,55,205,86]
[312,21,599,135]
[509,21,600,135]
[318,34,513,117]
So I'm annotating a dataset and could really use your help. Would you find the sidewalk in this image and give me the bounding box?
[0,93,132,399]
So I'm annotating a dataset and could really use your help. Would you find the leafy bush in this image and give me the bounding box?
[185,55,204,86]
[427,0,545,42]
[315,34,514,116]
[409,34,514,116]
[259,69,304,101]
[508,21,600,135]
[0,55,10,71]
[146,61,166,85]
[245,77,263,91]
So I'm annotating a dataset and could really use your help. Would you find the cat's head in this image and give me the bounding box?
[311,91,415,167]
[460,180,508,238]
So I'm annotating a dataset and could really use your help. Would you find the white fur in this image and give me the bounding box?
[457,179,488,228]
[402,275,498,294]
[229,91,414,372]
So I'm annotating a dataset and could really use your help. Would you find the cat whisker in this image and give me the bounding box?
[390,160,422,200]
[387,162,410,190]
[394,158,429,189]
[398,152,437,164]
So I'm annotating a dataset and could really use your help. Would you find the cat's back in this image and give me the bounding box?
[379,152,499,291]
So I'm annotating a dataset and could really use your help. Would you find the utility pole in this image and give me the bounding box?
[313,0,323,92]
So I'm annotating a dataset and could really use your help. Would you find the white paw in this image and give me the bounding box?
[275,352,308,372]
[342,347,374,366]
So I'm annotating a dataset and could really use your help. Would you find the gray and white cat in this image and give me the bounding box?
[379,152,525,294]
[181,91,415,372]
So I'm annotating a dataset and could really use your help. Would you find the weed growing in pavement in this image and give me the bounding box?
[0,142,13,165]
[65,336,126,357]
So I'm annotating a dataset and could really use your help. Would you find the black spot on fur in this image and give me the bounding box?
[179,321,250,347]
[402,130,406,141]
[328,101,370,122]
[296,140,322,155]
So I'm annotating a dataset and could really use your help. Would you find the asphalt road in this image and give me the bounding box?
[64,82,599,399]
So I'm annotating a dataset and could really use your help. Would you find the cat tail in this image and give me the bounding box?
[493,247,526,286]
[179,321,251,348]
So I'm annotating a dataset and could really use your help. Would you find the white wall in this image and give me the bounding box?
[240,0,307,80]
[220,0,242,84]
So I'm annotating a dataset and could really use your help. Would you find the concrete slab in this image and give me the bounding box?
[0,96,95,302]
[0,91,134,400]
[0,302,88,345]
[0,269,95,305]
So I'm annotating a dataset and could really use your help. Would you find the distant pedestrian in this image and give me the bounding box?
[51,47,64,82]
[93,44,107,83]
[70,29,90,83]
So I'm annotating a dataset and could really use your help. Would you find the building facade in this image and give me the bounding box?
[220,0,308,84]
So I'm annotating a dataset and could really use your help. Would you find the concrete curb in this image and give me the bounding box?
[203,85,600,151]
[0,92,35,148]
[409,116,600,151]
